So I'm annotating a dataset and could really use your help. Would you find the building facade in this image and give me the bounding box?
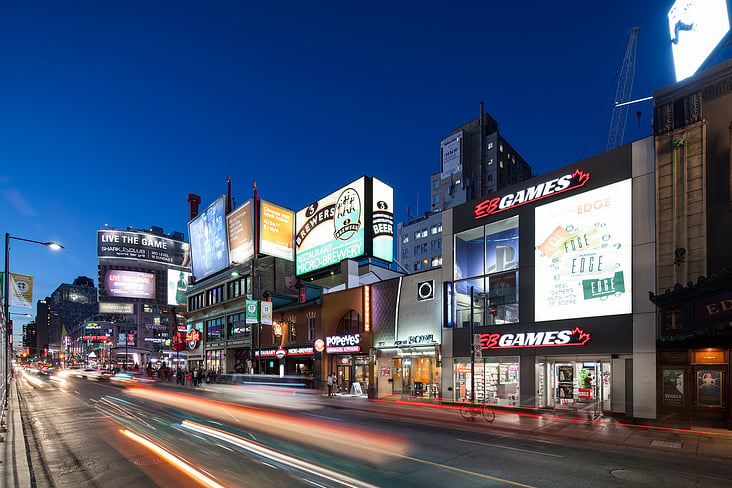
[442,138,657,418]
[651,58,732,427]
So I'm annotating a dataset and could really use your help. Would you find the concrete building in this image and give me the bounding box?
[398,110,533,274]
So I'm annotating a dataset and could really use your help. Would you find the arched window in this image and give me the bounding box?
[336,310,361,335]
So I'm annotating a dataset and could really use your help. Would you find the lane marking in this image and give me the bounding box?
[458,438,563,458]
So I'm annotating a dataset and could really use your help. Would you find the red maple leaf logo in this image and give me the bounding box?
[571,327,591,345]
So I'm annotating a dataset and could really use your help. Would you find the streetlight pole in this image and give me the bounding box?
[3,233,64,409]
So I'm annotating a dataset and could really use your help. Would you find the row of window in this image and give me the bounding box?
[201,315,317,343]
[413,255,442,271]
[188,276,252,312]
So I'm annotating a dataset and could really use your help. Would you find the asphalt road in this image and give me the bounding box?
[16,372,732,487]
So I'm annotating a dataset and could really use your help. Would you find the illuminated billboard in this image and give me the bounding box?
[167,268,191,306]
[97,229,190,266]
[188,195,229,281]
[260,200,295,260]
[296,177,366,275]
[372,177,394,263]
[534,179,632,321]
[668,0,730,81]
[104,270,156,300]
[227,199,255,265]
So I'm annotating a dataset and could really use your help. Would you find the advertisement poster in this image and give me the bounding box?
[663,369,685,406]
[260,200,295,261]
[188,196,229,281]
[296,177,366,275]
[167,268,191,306]
[372,177,394,263]
[227,199,254,264]
[97,229,190,267]
[535,179,632,321]
[697,370,722,406]
[104,270,155,299]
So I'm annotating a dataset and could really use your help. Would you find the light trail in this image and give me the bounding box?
[181,420,379,488]
[119,428,228,488]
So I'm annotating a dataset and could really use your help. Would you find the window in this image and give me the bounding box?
[414,262,420,271]
[433,194,439,204]
[499,160,504,169]
[421,243,428,254]
[206,285,225,306]
[499,143,504,152]
[488,158,493,166]
[433,179,440,189]
[432,256,442,267]
[431,239,439,251]
[308,317,316,341]
[206,317,225,341]
[227,276,249,299]
[487,174,493,181]
[414,231,420,239]
[414,245,420,256]
[402,235,409,244]
[431,224,438,234]
[289,321,296,342]
[402,248,409,258]
[487,141,493,150]
[228,312,251,340]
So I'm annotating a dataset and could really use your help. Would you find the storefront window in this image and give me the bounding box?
[205,349,224,374]
[454,357,520,405]
[454,216,520,327]
[228,312,251,340]
[206,317,224,341]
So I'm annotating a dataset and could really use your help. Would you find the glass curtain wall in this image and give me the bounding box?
[454,216,520,327]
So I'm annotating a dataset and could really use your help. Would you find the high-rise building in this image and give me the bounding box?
[398,109,533,274]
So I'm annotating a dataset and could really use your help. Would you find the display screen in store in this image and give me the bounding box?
[534,179,632,321]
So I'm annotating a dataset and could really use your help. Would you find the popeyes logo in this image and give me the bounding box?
[480,327,591,350]
[474,169,591,219]
[186,329,201,350]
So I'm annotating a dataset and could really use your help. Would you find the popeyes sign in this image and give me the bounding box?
[479,327,591,350]
[474,169,591,219]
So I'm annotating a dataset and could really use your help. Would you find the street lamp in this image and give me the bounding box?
[3,233,64,408]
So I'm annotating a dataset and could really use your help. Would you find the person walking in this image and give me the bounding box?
[326,372,334,397]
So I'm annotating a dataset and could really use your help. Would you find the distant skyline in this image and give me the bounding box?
[1,1,728,342]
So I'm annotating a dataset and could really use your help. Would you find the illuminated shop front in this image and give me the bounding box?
[326,332,370,395]
[372,270,444,400]
[446,141,657,418]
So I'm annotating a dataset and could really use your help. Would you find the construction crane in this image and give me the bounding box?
[607,26,640,150]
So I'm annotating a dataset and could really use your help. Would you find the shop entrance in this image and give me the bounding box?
[538,358,611,416]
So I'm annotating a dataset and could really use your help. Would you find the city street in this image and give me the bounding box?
[10,373,732,487]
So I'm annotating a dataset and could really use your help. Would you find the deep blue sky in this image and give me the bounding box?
[0,1,697,340]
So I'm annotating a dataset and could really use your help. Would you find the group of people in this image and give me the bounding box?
[326,372,339,397]
[174,366,217,386]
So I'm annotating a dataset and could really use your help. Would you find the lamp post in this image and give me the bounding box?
[3,233,64,407]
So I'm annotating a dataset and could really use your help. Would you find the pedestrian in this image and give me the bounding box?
[331,373,338,396]
[192,367,199,387]
[326,372,334,397]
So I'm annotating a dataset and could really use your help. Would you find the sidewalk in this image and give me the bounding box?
[0,380,32,488]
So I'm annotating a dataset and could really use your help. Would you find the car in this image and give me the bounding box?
[110,372,154,385]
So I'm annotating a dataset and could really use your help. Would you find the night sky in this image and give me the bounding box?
[0,1,720,341]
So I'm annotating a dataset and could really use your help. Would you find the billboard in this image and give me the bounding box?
[372,177,394,263]
[440,132,462,179]
[534,179,632,321]
[167,268,191,306]
[227,199,255,265]
[188,195,229,281]
[97,229,190,267]
[104,270,156,299]
[260,200,295,261]
[668,0,730,81]
[99,302,134,314]
[296,177,366,275]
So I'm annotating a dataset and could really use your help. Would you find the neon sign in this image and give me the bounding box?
[474,169,591,219]
[479,327,591,350]
[186,329,201,350]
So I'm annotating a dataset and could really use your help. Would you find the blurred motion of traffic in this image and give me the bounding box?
[4,1,732,487]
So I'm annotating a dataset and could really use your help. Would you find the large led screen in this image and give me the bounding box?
[104,270,156,299]
[188,196,229,281]
[260,200,295,261]
[534,179,632,321]
[296,177,366,275]
[97,229,190,267]
[668,0,730,82]
[167,268,191,306]
[227,199,254,264]
[372,177,394,263]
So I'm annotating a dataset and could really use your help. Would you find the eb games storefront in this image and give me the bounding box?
[446,142,657,418]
